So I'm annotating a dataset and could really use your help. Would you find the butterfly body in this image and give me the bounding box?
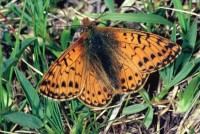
[84,25,121,89]
[39,18,181,108]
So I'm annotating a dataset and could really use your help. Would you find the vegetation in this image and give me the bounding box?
[0,0,199,133]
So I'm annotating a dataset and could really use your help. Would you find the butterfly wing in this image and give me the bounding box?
[78,63,114,108]
[98,27,181,73]
[97,27,181,93]
[39,34,87,100]
[118,59,149,93]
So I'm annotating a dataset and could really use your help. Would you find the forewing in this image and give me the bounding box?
[98,27,181,73]
[39,34,86,100]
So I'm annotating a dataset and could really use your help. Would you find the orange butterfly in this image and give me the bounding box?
[39,18,181,108]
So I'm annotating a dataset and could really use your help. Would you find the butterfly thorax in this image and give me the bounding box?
[84,26,121,89]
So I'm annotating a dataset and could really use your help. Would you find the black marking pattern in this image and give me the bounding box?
[39,42,85,101]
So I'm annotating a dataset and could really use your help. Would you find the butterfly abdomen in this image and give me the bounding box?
[86,30,121,89]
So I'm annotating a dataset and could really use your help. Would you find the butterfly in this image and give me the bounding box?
[39,18,181,108]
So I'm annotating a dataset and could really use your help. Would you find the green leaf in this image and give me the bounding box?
[15,38,37,58]
[45,100,64,134]
[3,31,14,46]
[139,88,150,102]
[122,103,149,115]
[158,57,200,99]
[175,19,197,73]
[0,58,18,74]
[170,57,200,86]
[3,112,43,129]
[0,87,13,110]
[60,29,70,50]
[71,113,90,134]
[0,45,2,66]
[172,0,187,33]
[9,4,32,23]
[86,13,173,26]
[14,68,43,118]
[71,17,80,32]
[144,106,153,128]
[104,0,115,13]
[47,48,62,58]
[177,72,200,112]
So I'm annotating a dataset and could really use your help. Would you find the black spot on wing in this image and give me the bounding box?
[151,54,156,59]
[143,57,149,63]
[61,81,66,87]
[69,81,73,87]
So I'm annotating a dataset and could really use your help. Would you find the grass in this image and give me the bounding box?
[0,0,200,133]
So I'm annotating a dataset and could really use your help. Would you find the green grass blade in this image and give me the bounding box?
[144,106,153,128]
[0,87,13,113]
[3,111,43,129]
[15,38,37,58]
[45,100,64,134]
[60,29,71,50]
[71,17,81,32]
[122,103,149,115]
[0,45,2,65]
[0,58,18,75]
[139,88,150,102]
[104,0,115,13]
[71,113,90,134]
[3,31,14,47]
[175,19,197,73]
[177,72,200,112]
[86,13,173,26]
[158,57,200,99]
[14,68,44,118]
[9,4,32,23]
[172,0,187,33]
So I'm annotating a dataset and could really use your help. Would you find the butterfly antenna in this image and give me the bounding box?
[95,12,106,21]
[90,12,107,26]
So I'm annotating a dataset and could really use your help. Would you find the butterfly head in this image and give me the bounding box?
[82,18,97,32]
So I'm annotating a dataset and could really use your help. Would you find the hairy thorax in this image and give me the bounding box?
[85,28,121,89]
